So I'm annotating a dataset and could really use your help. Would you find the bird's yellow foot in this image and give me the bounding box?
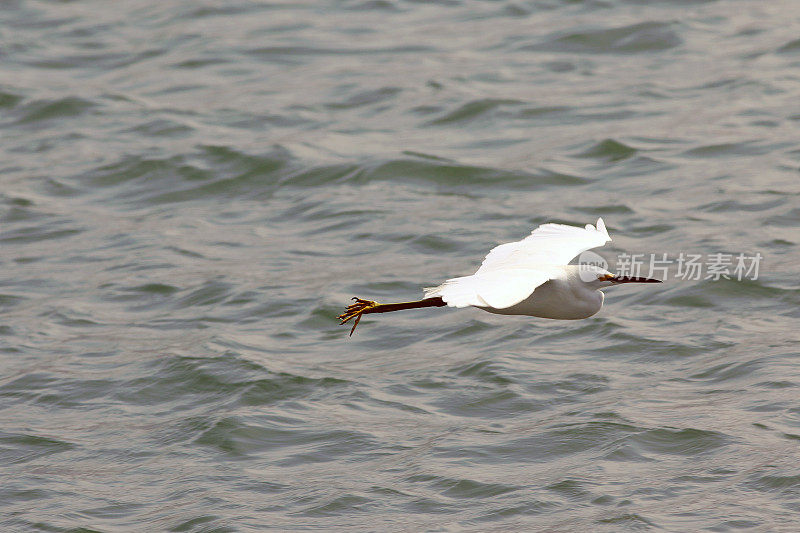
[337,297,379,336]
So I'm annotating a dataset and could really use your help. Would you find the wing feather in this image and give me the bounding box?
[423,218,611,309]
[477,217,610,273]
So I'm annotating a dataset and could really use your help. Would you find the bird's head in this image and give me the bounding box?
[594,270,662,288]
[576,265,661,288]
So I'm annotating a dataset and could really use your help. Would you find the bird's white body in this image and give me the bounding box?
[479,265,605,319]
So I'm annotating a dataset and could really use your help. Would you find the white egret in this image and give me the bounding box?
[338,218,661,335]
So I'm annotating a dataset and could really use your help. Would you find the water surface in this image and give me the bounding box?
[1,1,799,531]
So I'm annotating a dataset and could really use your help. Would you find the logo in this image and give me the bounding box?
[577,250,608,282]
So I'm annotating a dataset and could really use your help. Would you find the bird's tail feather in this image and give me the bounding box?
[424,275,489,308]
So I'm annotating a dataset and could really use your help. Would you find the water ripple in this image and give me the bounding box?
[1,0,799,530]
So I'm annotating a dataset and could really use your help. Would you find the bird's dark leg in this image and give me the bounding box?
[338,297,446,336]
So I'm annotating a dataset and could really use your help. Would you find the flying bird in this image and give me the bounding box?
[338,218,661,335]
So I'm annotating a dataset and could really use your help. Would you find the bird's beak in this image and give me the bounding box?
[610,275,662,284]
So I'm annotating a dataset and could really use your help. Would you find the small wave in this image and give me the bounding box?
[407,473,521,499]
[426,99,524,126]
[339,157,586,190]
[12,96,96,127]
[573,138,638,163]
[0,91,23,109]
[682,141,776,158]
[76,145,293,206]
[0,431,75,464]
[325,87,403,110]
[525,21,682,54]
[776,38,800,54]
[628,427,730,456]
[194,415,376,463]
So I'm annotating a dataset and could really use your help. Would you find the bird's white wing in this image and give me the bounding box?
[477,217,611,273]
[424,268,556,309]
[424,218,611,309]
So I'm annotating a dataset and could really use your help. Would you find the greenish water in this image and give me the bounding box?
[1,1,799,531]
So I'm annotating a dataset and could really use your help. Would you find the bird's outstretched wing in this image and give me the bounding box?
[424,218,611,309]
[477,217,611,273]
